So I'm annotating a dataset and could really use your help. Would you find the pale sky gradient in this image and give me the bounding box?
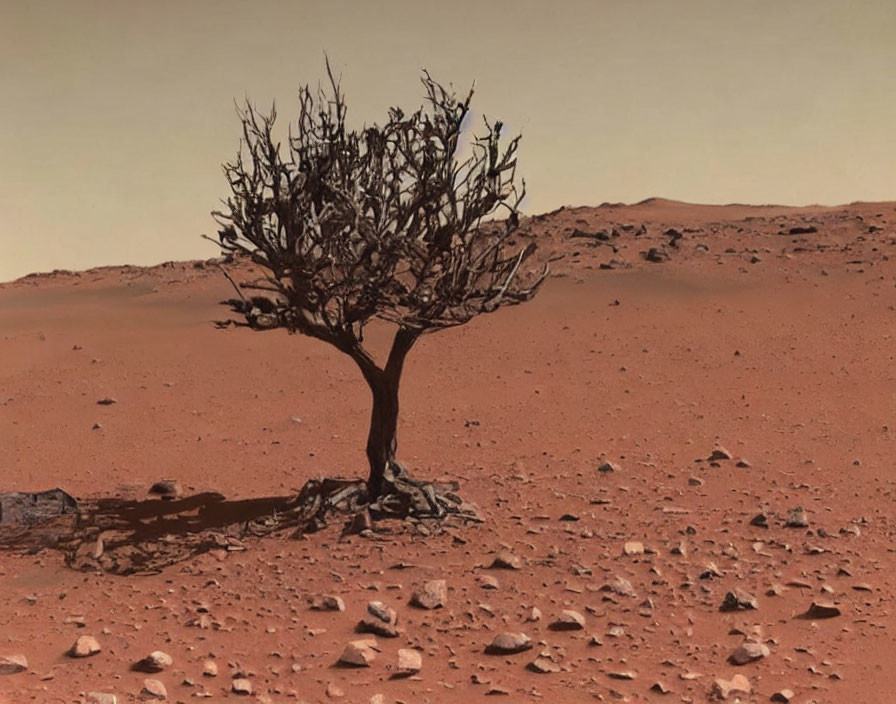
[2,0,895,281]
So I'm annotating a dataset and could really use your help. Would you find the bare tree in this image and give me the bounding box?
[211,64,548,506]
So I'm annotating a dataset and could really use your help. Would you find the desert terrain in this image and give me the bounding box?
[2,198,896,703]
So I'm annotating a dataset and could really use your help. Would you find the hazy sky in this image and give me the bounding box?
[2,0,895,281]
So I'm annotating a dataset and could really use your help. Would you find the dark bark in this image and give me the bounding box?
[348,329,417,499]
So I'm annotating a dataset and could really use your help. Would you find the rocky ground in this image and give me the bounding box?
[1,199,895,703]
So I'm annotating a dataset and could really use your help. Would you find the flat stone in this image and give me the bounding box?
[600,576,637,598]
[608,671,636,680]
[485,632,532,655]
[231,678,252,695]
[804,601,841,619]
[549,609,586,631]
[729,641,770,665]
[202,660,218,677]
[712,674,751,699]
[396,648,422,676]
[771,689,795,702]
[0,655,27,675]
[70,635,102,658]
[140,679,167,700]
[528,657,560,673]
[410,579,447,609]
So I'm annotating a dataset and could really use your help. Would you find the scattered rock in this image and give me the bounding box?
[708,447,732,461]
[771,689,795,702]
[712,674,751,699]
[623,541,644,555]
[395,648,422,676]
[96,397,117,405]
[310,595,345,612]
[410,579,447,609]
[528,657,560,674]
[69,635,101,658]
[489,551,522,570]
[358,601,399,637]
[645,247,669,263]
[549,609,586,631]
[140,679,167,700]
[600,576,637,598]
[0,655,27,675]
[720,589,758,612]
[598,461,620,473]
[786,507,809,527]
[231,678,252,695]
[608,671,636,680]
[802,601,841,619]
[479,574,500,590]
[750,513,768,528]
[485,632,533,655]
[86,694,117,704]
[339,639,378,667]
[148,479,181,499]
[202,660,218,677]
[729,641,770,665]
[326,682,345,699]
[134,651,173,673]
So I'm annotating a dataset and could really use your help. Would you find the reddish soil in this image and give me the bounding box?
[2,199,896,703]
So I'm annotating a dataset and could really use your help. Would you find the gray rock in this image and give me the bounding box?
[720,589,758,612]
[135,651,173,673]
[410,580,447,609]
[729,641,770,665]
[485,632,532,655]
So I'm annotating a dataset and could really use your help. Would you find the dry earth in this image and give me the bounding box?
[2,199,896,703]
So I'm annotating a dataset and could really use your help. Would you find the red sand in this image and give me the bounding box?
[2,199,896,702]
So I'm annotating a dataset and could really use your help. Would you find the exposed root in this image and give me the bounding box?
[0,466,483,576]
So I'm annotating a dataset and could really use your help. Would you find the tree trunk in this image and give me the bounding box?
[350,328,418,500]
[365,372,400,500]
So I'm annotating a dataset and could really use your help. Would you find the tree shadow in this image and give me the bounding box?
[0,484,356,575]
[0,472,482,576]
